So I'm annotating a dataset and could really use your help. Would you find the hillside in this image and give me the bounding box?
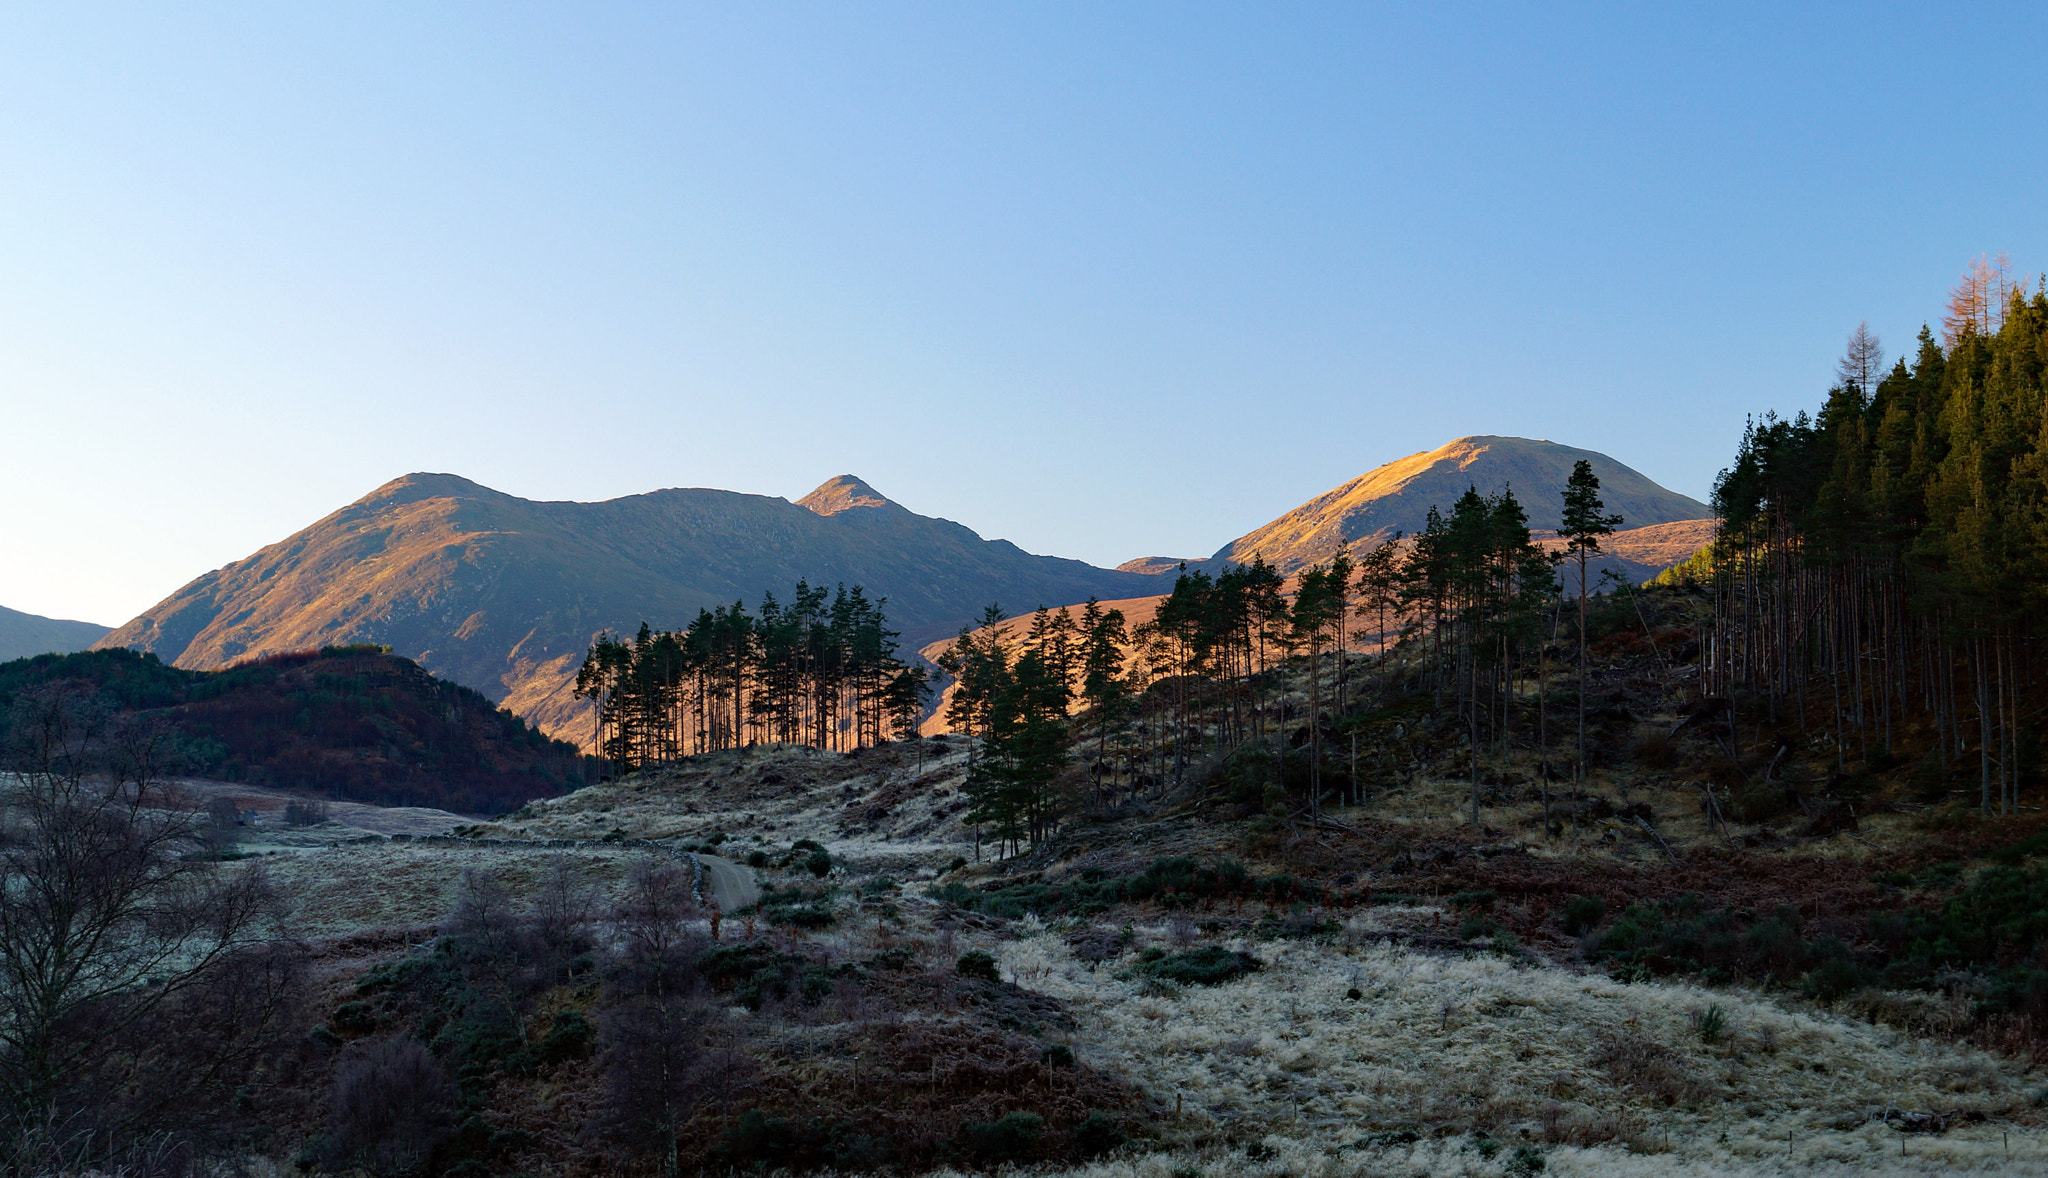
[0,646,587,814]
[95,473,1158,743]
[177,582,2048,1176]
[1191,435,1711,575]
[0,602,110,661]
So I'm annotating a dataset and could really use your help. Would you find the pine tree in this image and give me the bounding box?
[1558,460,1621,784]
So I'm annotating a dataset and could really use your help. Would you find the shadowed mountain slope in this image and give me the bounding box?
[1200,436,1711,576]
[97,473,1158,742]
[0,646,585,814]
[0,603,110,661]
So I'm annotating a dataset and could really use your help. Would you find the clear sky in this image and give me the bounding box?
[4,4,2044,626]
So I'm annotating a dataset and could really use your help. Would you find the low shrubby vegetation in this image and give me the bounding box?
[289,855,1144,1176]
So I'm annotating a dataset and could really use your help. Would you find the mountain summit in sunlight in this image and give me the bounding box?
[797,474,898,516]
[1204,435,1711,575]
[95,472,1157,743]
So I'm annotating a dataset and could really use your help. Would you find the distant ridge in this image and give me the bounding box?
[1191,436,1711,576]
[0,604,111,662]
[1115,557,1204,576]
[97,473,1159,744]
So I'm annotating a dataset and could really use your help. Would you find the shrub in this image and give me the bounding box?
[805,848,834,877]
[1691,1004,1726,1045]
[535,1009,593,1064]
[1592,1031,1708,1106]
[714,1109,897,1172]
[1805,954,1864,1004]
[961,1110,1043,1163]
[699,942,845,1008]
[1561,894,1605,936]
[323,1037,459,1176]
[956,950,1000,981]
[770,901,836,928]
[1457,914,1504,941]
[1131,946,1259,986]
[746,850,768,868]
[1071,1109,1124,1158]
[933,856,1277,920]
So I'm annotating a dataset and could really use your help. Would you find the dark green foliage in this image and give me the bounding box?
[1991,830,2048,865]
[1071,1109,1124,1159]
[1693,1005,1726,1045]
[758,883,840,929]
[697,941,848,1009]
[1508,1144,1547,1175]
[715,1108,898,1173]
[535,1009,593,1065]
[1704,290,2048,818]
[961,1110,1044,1164]
[773,902,836,929]
[1561,894,1606,935]
[805,847,834,877]
[1584,866,2048,1018]
[0,647,586,814]
[1040,1043,1075,1068]
[331,1001,379,1035]
[958,641,1073,852]
[956,950,1000,981]
[1457,914,1504,941]
[1129,946,1260,986]
[933,856,1282,920]
[746,849,768,868]
[575,582,906,768]
[1805,956,1863,1003]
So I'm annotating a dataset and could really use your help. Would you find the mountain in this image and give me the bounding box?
[96,473,1159,742]
[1187,435,1712,576]
[0,647,585,814]
[0,604,111,661]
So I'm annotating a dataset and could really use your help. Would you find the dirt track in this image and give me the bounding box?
[696,854,759,910]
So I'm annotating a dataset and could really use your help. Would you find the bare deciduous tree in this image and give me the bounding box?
[0,685,300,1170]
[323,1036,459,1175]
[1834,321,1886,395]
[1942,251,2018,345]
[598,859,726,1176]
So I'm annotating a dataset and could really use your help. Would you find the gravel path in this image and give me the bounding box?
[696,853,759,910]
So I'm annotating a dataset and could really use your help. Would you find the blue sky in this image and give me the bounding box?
[3,4,2044,625]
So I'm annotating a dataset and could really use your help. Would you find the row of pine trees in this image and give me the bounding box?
[1698,256,2046,815]
[939,464,1624,851]
[572,582,930,770]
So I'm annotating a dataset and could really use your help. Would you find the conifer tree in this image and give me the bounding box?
[1558,460,1621,783]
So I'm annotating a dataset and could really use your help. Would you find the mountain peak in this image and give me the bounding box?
[1210,436,1710,574]
[797,475,896,516]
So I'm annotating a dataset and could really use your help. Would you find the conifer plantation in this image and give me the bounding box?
[572,581,930,770]
[1693,258,2048,816]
